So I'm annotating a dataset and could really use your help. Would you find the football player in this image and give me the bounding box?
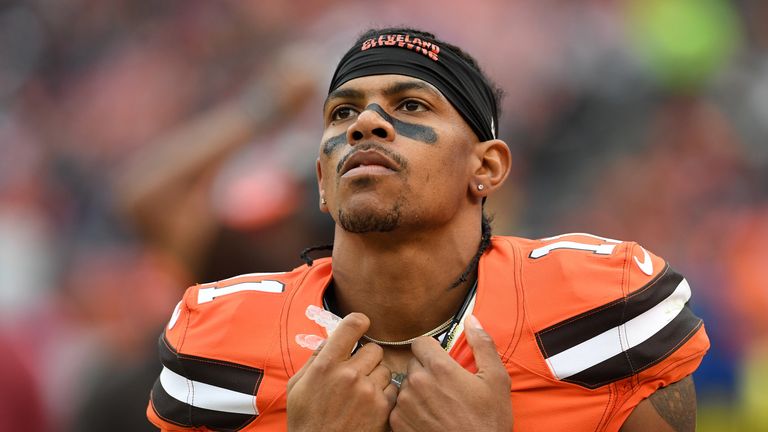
[147,27,708,431]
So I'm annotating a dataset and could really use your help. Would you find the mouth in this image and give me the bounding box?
[339,149,401,178]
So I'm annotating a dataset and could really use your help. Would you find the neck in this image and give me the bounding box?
[329,216,483,342]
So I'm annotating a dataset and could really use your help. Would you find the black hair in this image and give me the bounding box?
[299,243,333,266]
[449,211,493,288]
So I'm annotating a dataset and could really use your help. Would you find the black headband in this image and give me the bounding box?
[329,33,498,142]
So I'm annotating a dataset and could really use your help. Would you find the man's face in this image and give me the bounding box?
[317,74,478,234]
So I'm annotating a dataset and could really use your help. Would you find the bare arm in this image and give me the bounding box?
[620,375,697,432]
[114,100,258,271]
[114,61,317,271]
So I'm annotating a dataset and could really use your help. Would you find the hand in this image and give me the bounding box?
[287,313,398,432]
[239,45,321,123]
[389,315,512,432]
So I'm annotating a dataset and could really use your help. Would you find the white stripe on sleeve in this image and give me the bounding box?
[546,278,691,380]
[159,366,258,415]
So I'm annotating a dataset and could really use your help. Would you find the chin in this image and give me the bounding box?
[337,203,402,233]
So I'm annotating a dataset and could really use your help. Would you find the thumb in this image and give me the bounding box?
[465,315,508,384]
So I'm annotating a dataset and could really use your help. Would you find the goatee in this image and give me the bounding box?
[338,204,402,233]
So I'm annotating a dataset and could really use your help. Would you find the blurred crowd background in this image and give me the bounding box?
[0,0,765,430]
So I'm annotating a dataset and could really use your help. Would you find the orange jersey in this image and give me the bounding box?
[147,234,709,431]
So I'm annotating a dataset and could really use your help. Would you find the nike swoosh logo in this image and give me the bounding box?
[633,247,653,276]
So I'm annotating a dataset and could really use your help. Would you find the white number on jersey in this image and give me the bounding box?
[197,280,285,304]
[529,233,623,259]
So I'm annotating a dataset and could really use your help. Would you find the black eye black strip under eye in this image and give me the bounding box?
[322,132,347,155]
[365,103,437,145]
[322,103,438,155]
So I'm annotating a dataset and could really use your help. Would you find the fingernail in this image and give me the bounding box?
[469,314,484,330]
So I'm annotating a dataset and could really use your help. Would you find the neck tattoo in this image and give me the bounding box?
[354,240,484,347]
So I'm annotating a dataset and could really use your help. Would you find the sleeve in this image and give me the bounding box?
[147,288,205,431]
[526,235,709,429]
[146,281,271,432]
[527,236,708,393]
[608,244,710,427]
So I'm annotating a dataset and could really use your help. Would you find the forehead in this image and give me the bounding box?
[324,75,447,108]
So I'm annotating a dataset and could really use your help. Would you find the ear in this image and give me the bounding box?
[470,139,512,201]
[316,158,329,213]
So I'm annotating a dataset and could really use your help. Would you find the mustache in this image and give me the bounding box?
[336,142,408,174]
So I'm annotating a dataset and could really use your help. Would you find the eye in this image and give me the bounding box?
[398,99,427,113]
[331,106,358,121]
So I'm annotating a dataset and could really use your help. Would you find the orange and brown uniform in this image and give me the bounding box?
[147,234,709,431]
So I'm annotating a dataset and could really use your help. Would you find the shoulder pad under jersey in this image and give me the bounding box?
[520,233,703,389]
[148,265,313,430]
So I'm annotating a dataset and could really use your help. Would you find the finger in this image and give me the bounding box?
[406,356,424,375]
[316,312,370,363]
[347,342,384,373]
[410,336,462,374]
[288,339,325,393]
[368,363,393,390]
[383,381,399,407]
[348,342,384,374]
[464,315,508,382]
[399,357,425,392]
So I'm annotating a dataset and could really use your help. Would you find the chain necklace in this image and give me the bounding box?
[359,278,479,347]
[360,316,455,346]
[323,236,485,348]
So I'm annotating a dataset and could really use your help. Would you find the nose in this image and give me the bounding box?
[346,107,396,145]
